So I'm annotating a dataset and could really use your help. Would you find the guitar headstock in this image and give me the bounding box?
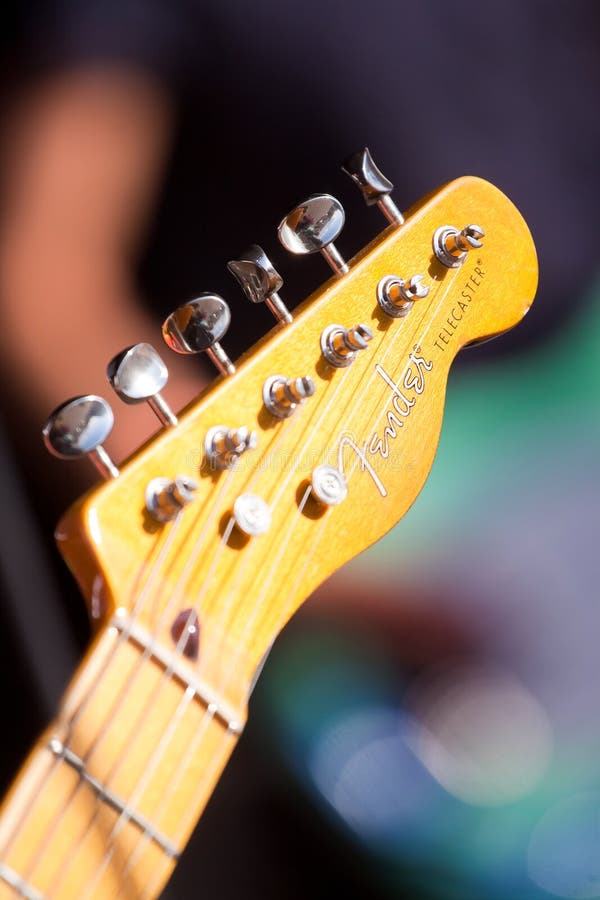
[48,156,537,713]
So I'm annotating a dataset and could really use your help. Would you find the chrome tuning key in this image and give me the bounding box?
[278,194,348,276]
[146,475,198,522]
[162,294,235,376]
[377,274,429,318]
[205,426,257,470]
[263,375,315,419]
[107,343,177,426]
[320,323,373,368]
[42,395,119,479]
[342,147,404,225]
[227,245,292,325]
[433,224,485,268]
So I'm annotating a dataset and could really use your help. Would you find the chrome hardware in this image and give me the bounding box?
[376,273,429,318]
[145,475,198,522]
[42,395,119,479]
[263,374,315,419]
[233,493,271,536]
[433,224,485,268]
[342,147,404,225]
[162,294,235,376]
[107,342,177,426]
[278,193,348,276]
[320,323,373,368]
[227,245,292,325]
[171,608,200,660]
[205,426,257,470]
[311,464,348,506]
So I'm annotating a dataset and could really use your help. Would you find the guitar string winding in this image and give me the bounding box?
[38,455,268,896]
[47,260,457,897]
[127,267,460,898]
[45,369,340,897]
[77,347,362,898]
[24,470,241,892]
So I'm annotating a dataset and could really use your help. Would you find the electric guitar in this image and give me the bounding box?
[0,150,538,899]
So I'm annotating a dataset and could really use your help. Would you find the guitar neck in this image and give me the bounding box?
[0,620,242,899]
[0,170,538,899]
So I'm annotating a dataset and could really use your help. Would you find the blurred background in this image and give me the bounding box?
[0,1,599,898]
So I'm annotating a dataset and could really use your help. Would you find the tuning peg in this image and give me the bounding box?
[278,194,348,276]
[162,293,235,376]
[42,395,119,479]
[107,343,177,426]
[227,245,292,325]
[342,147,404,225]
[433,224,485,268]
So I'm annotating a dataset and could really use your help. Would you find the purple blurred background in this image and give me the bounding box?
[0,2,599,898]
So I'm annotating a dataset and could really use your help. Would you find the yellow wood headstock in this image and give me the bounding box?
[56,175,537,711]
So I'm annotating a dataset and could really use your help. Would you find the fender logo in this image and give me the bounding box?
[337,350,433,497]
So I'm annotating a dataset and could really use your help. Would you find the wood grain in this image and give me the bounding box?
[0,176,538,898]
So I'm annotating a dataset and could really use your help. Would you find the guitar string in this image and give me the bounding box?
[47,372,344,898]
[19,511,198,889]
[139,300,448,900]
[122,265,459,895]
[0,511,188,871]
[76,354,363,897]
[38,461,262,897]
[45,368,344,897]
[27,471,240,893]
[51,257,457,896]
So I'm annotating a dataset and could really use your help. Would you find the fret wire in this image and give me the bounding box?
[0,862,43,900]
[144,267,459,893]
[30,468,242,895]
[10,249,459,899]
[16,516,189,889]
[47,740,179,860]
[75,346,359,891]
[122,264,459,896]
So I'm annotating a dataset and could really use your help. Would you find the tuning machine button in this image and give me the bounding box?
[162,294,235,376]
[227,245,292,325]
[342,147,404,226]
[433,224,485,268]
[377,274,429,318]
[42,395,119,479]
[205,426,257,470]
[107,343,177,426]
[320,323,373,368]
[146,475,198,522]
[278,193,348,276]
[263,375,315,419]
